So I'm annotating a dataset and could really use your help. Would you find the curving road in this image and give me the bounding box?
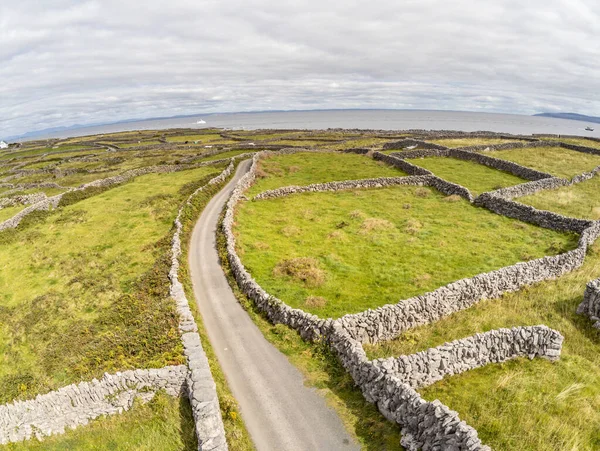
[188,160,358,451]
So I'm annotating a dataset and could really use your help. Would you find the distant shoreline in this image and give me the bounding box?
[7,109,599,142]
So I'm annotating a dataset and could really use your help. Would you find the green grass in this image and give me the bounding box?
[363,185,600,450]
[216,213,402,450]
[201,149,253,162]
[0,205,27,222]
[406,156,527,195]
[325,138,395,150]
[167,134,224,143]
[234,186,576,318]
[2,392,197,451]
[364,240,600,450]
[175,170,255,450]
[429,138,524,148]
[489,146,600,179]
[519,175,600,220]
[0,165,222,403]
[117,141,162,148]
[543,137,600,149]
[247,152,407,197]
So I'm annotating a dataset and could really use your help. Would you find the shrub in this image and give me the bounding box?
[304,296,327,308]
[359,217,394,234]
[273,257,326,287]
[414,187,430,198]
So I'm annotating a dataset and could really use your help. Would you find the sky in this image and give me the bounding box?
[1,0,599,139]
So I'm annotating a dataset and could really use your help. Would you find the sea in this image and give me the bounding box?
[28,110,600,140]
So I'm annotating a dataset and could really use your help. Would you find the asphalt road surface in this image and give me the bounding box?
[188,159,359,451]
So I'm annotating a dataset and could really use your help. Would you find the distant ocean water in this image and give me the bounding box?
[32,110,600,140]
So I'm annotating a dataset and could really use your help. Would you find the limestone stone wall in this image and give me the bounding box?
[223,149,599,450]
[383,138,449,151]
[337,245,587,344]
[559,142,600,157]
[486,177,569,199]
[474,192,593,233]
[372,152,433,176]
[169,161,235,451]
[372,326,563,389]
[0,160,228,232]
[223,152,329,340]
[577,279,600,328]
[386,146,554,181]
[0,193,47,209]
[253,176,431,200]
[456,140,548,152]
[447,148,554,181]
[329,327,491,451]
[0,366,187,445]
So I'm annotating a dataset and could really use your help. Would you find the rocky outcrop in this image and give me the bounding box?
[577,279,600,328]
[0,366,187,445]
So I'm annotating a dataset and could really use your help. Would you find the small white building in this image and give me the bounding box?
[0,141,8,150]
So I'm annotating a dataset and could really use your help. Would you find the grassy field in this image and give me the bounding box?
[519,175,600,220]
[3,129,599,449]
[3,392,197,451]
[489,146,600,179]
[406,156,527,195]
[200,149,254,161]
[365,238,600,450]
[326,138,395,150]
[429,138,524,148]
[247,151,407,197]
[0,165,222,403]
[0,205,27,222]
[216,214,403,450]
[234,186,576,318]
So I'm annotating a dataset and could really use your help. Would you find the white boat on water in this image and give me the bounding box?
[196,119,206,124]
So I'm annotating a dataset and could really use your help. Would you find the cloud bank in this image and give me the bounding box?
[1,0,599,138]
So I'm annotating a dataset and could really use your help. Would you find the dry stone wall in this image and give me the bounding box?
[221,149,600,450]
[0,160,237,448]
[0,366,187,445]
[0,160,229,233]
[223,152,329,340]
[329,327,491,451]
[337,245,587,344]
[372,326,563,389]
[168,161,236,451]
[382,139,449,151]
[577,279,600,328]
[253,176,431,200]
[372,151,433,176]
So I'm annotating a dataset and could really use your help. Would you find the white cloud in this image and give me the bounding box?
[1,0,599,137]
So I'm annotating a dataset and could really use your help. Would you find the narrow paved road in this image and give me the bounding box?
[189,160,359,451]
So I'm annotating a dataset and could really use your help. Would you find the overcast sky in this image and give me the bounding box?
[1,0,599,138]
